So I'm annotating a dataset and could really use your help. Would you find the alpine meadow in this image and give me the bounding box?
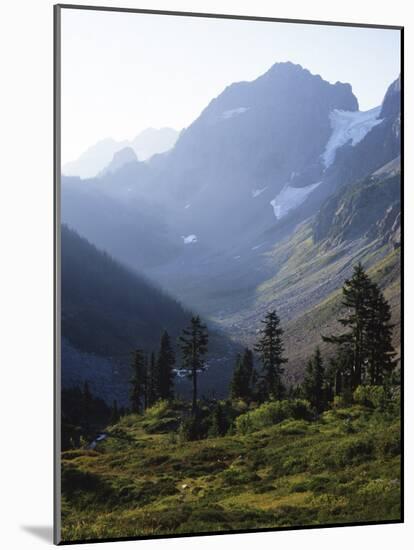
[57,8,402,544]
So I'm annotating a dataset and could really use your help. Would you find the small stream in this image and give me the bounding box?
[87,433,108,450]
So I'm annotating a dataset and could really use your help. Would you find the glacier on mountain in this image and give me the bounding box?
[322,106,383,168]
[182,234,198,244]
[270,181,322,220]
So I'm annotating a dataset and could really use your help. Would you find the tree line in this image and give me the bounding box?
[231,262,397,413]
[130,316,209,415]
[129,262,397,419]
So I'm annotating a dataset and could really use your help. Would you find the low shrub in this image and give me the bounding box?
[353,385,387,410]
[236,413,254,435]
[117,478,178,505]
[145,400,172,418]
[377,422,401,457]
[307,475,332,494]
[334,437,375,466]
[277,419,310,435]
[281,455,309,474]
[61,466,116,507]
[332,395,348,409]
[143,417,180,434]
[235,399,313,434]
[61,466,102,496]
[142,454,170,467]
[291,481,308,493]
[178,416,208,441]
[220,466,260,486]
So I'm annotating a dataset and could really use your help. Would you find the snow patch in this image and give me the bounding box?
[88,433,107,449]
[182,234,198,244]
[252,187,267,198]
[322,106,383,168]
[184,203,191,209]
[222,107,249,119]
[252,243,265,251]
[270,181,322,220]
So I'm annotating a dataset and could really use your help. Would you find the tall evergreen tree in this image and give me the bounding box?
[130,349,147,413]
[366,284,397,386]
[209,402,227,437]
[179,316,208,414]
[323,263,372,390]
[146,352,157,407]
[156,331,176,400]
[324,263,396,392]
[231,354,244,400]
[230,347,255,401]
[255,310,287,401]
[302,347,326,413]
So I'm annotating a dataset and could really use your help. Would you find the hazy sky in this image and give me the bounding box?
[61,8,401,164]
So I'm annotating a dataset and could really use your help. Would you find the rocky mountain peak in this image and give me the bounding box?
[380,75,401,119]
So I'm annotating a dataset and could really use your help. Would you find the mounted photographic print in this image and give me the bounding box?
[54,4,403,545]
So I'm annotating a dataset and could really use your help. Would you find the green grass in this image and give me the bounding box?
[60,402,401,542]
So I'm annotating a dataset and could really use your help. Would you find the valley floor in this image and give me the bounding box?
[61,403,401,542]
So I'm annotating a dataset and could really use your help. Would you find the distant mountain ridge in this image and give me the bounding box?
[60,61,401,396]
[148,62,360,248]
[62,63,371,268]
[99,146,137,177]
[62,127,179,178]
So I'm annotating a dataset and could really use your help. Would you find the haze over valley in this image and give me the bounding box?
[61,62,401,402]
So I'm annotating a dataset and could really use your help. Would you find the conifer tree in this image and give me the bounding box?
[323,263,372,390]
[324,263,396,392]
[231,354,244,400]
[130,349,147,413]
[209,402,227,436]
[366,284,397,385]
[146,352,157,407]
[287,385,303,399]
[230,347,255,401]
[179,316,208,414]
[302,347,326,413]
[255,310,287,400]
[156,331,176,400]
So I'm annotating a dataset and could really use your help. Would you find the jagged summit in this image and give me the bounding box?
[100,146,138,176]
[380,75,401,119]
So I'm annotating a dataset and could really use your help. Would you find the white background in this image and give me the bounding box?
[0,0,411,548]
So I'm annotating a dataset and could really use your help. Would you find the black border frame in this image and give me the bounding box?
[53,4,404,545]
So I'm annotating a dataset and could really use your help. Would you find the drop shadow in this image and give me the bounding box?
[21,525,54,543]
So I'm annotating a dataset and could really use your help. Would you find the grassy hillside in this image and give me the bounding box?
[211,217,400,387]
[61,400,400,542]
[282,247,401,386]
